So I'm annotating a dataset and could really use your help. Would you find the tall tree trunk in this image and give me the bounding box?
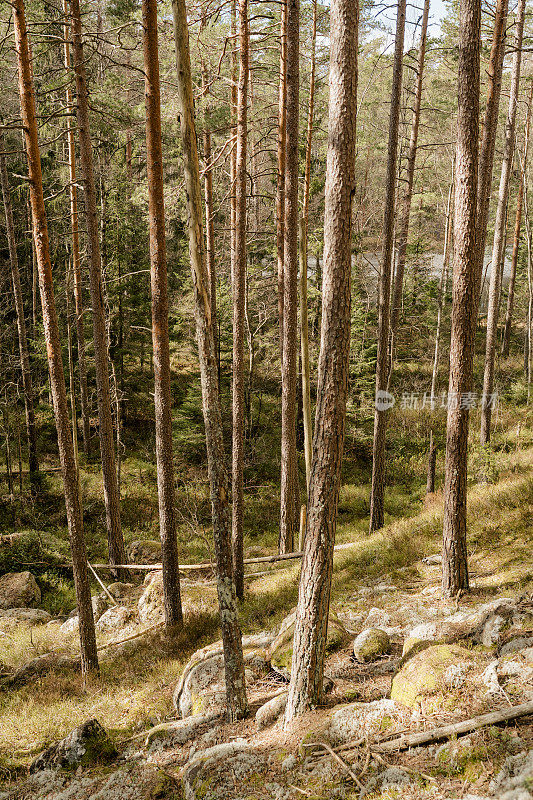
[230,0,237,290]
[276,0,288,359]
[426,177,453,495]
[279,0,300,554]
[66,260,80,488]
[142,0,183,630]
[502,82,533,358]
[285,0,358,722]
[369,0,406,533]
[389,0,430,339]
[63,0,90,459]
[442,0,481,598]
[520,152,533,401]
[0,132,39,486]
[474,0,508,297]
[201,25,218,375]
[232,0,249,600]
[70,0,126,578]
[480,0,526,445]
[13,0,98,674]
[299,0,317,496]
[171,0,248,720]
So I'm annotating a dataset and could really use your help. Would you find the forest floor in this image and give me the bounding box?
[0,433,531,798]
[0,344,532,797]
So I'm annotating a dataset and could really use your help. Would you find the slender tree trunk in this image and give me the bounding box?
[390,0,430,339]
[279,0,299,554]
[299,0,317,496]
[276,0,288,360]
[480,0,526,444]
[69,0,126,578]
[474,0,508,299]
[442,0,481,598]
[230,0,237,287]
[63,0,90,458]
[13,0,98,673]
[369,0,406,533]
[232,0,249,600]
[3,401,13,497]
[171,0,248,720]
[66,260,80,489]
[201,28,218,375]
[521,154,533,402]
[502,82,533,358]
[0,132,39,486]
[285,0,357,722]
[430,177,454,404]
[142,0,183,630]
[426,178,453,495]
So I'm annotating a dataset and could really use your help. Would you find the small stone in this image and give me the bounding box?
[422,555,442,565]
[352,628,391,662]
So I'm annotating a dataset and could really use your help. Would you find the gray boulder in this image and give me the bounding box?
[182,740,269,800]
[255,691,288,730]
[0,571,40,609]
[95,605,134,632]
[174,635,271,718]
[29,719,116,772]
[0,608,50,625]
[138,572,164,624]
[127,540,162,564]
[489,750,533,799]
[353,628,391,662]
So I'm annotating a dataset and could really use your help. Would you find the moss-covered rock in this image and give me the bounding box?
[127,540,162,564]
[174,635,272,718]
[29,719,117,772]
[352,627,391,662]
[268,608,350,679]
[391,644,477,709]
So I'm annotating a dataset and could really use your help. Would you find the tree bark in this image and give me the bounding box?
[442,0,481,597]
[276,0,288,360]
[279,0,299,554]
[390,0,430,337]
[285,0,357,722]
[480,0,526,445]
[426,178,453,496]
[201,27,218,375]
[299,0,317,496]
[369,0,406,533]
[502,82,533,358]
[171,0,248,720]
[474,0,508,300]
[13,0,98,674]
[62,0,90,459]
[142,0,183,630]
[232,0,249,601]
[69,0,126,578]
[0,132,39,486]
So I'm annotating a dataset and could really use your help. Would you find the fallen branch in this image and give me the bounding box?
[304,742,365,791]
[87,562,116,605]
[98,622,163,651]
[376,701,533,752]
[91,539,366,574]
